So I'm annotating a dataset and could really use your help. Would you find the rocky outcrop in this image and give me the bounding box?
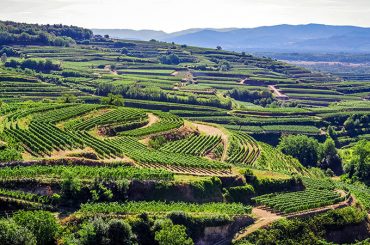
[196,216,254,245]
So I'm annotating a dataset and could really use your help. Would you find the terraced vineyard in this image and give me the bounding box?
[253,178,346,213]
[0,20,368,245]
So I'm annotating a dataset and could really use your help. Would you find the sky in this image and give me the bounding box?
[1,0,370,32]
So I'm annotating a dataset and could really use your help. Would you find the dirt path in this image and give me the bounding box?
[234,207,281,241]
[191,122,229,161]
[268,85,288,99]
[240,78,248,84]
[104,65,118,75]
[142,113,160,128]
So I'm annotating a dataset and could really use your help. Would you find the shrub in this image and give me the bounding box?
[0,219,36,245]
[155,220,193,245]
[225,184,255,204]
[13,211,60,245]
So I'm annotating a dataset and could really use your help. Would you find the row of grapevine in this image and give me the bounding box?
[227,131,260,165]
[66,108,146,131]
[252,142,308,175]
[120,112,183,137]
[108,137,230,170]
[253,188,344,213]
[71,131,122,158]
[0,165,174,181]
[79,201,252,216]
[34,104,103,123]
[0,188,52,204]
[160,135,221,156]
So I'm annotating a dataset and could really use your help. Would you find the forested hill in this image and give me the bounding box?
[0,21,93,46]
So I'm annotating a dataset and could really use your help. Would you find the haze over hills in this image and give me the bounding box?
[93,24,370,53]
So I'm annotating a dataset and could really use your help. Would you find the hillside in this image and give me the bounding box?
[0,21,369,245]
[93,24,370,52]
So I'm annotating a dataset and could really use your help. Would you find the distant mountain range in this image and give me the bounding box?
[93,24,370,53]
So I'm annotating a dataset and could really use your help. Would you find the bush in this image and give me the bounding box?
[131,213,155,245]
[155,220,193,245]
[159,54,180,65]
[107,219,135,245]
[252,177,303,195]
[13,211,60,245]
[0,219,36,245]
[225,184,255,204]
[76,218,135,245]
[0,147,22,162]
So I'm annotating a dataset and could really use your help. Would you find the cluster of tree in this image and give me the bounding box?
[100,93,125,106]
[278,135,342,174]
[96,83,232,109]
[343,140,370,184]
[159,54,180,65]
[0,46,20,57]
[0,21,93,46]
[344,114,369,136]
[218,60,231,71]
[0,211,59,245]
[5,59,61,73]
[227,88,274,107]
[64,215,193,245]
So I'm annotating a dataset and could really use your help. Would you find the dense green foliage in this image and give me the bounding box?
[0,21,92,46]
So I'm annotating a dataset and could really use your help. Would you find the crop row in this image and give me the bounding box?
[160,135,221,156]
[253,189,344,213]
[227,131,260,165]
[108,137,230,170]
[0,165,174,181]
[66,108,146,131]
[34,104,103,123]
[120,112,183,137]
[0,188,52,204]
[79,201,252,216]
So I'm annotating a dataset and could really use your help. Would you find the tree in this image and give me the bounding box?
[278,134,320,167]
[155,220,193,245]
[132,213,155,245]
[344,140,370,183]
[0,219,36,245]
[101,93,125,106]
[107,219,135,245]
[59,94,77,103]
[1,53,7,63]
[319,138,342,174]
[61,173,81,202]
[218,60,231,71]
[159,54,180,65]
[216,46,222,50]
[121,48,129,55]
[78,218,109,245]
[13,211,60,245]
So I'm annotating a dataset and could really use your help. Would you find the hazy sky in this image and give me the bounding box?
[1,0,370,32]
